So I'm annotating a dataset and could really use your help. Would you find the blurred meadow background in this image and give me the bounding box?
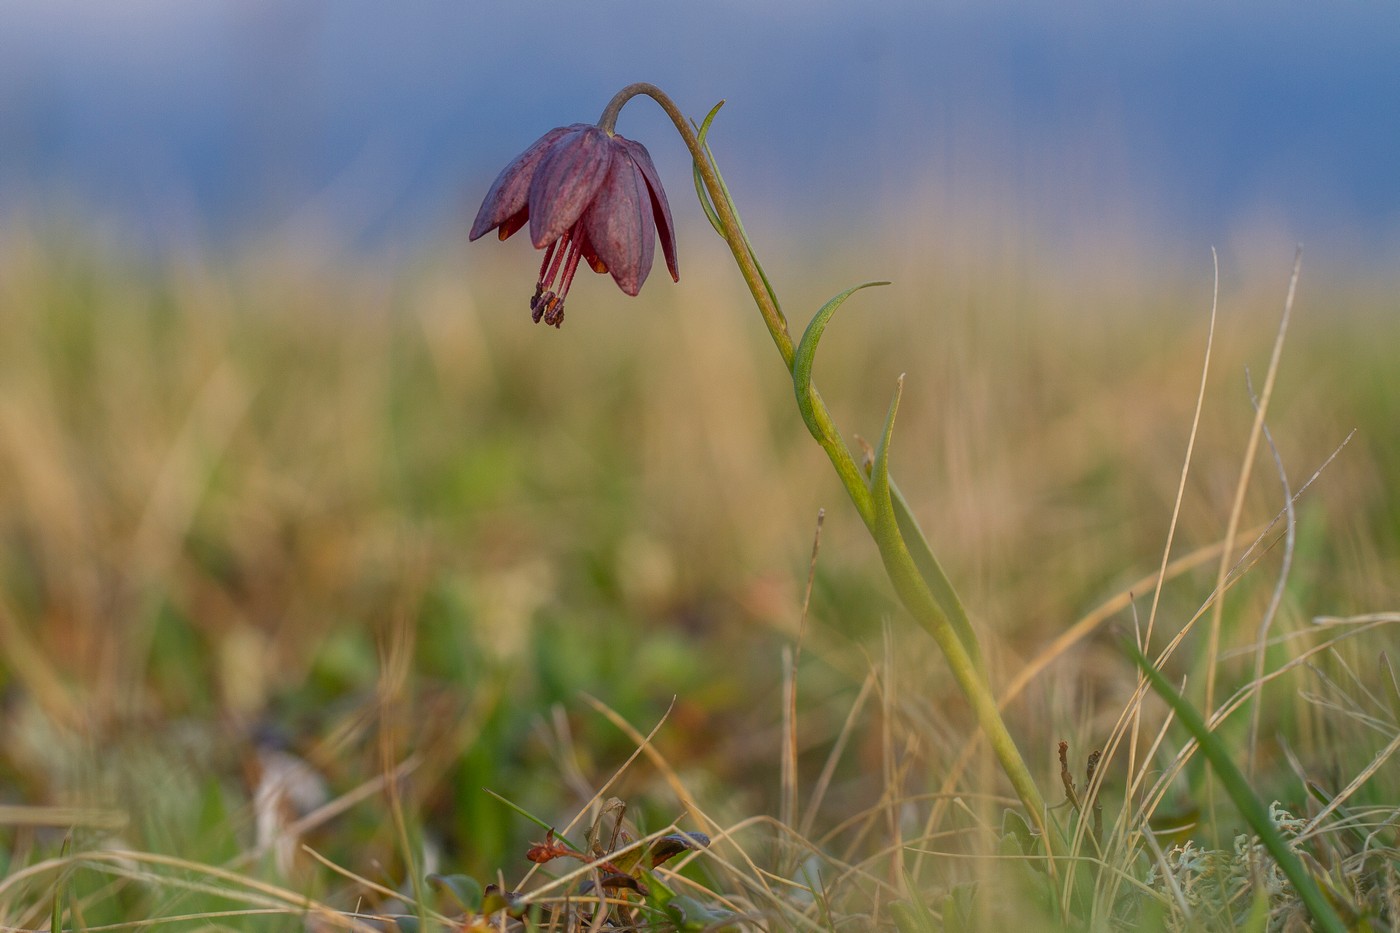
[1,2,1398,929]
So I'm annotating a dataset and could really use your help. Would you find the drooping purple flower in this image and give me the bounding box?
[470,123,679,327]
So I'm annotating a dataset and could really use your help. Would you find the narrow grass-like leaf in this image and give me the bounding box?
[888,896,939,933]
[792,281,889,442]
[482,788,581,852]
[830,357,979,671]
[1304,780,1378,848]
[867,376,957,652]
[691,101,726,236]
[872,375,904,505]
[869,376,911,582]
[50,865,64,933]
[893,865,941,933]
[890,478,984,675]
[866,375,1051,843]
[1123,639,1348,933]
[51,834,73,933]
[867,375,955,645]
[690,101,784,321]
[1379,651,1400,719]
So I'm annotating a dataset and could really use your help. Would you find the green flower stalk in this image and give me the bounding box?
[472,82,1052,850]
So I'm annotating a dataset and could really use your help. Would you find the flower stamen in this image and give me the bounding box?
[530,224,588,327]
[530,240,560,321]
[544,231,587,327]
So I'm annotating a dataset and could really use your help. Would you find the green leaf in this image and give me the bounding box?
[792,284,980,673]
[1001,808,1034,855]
[890,479,984,674]
[691,101,726,236]
[872,374,905,506]
[640,868,678,908]
[688,101,784,323]
[665,894,740,931]
[940,883,978,933]
[427,873,483,912]
[50,867,63,933]
[482,787,581,851]
[889,898,939,933]
[792,281,890,441]
[1306,780,1372,847]
[865,373,971,659]
[1122,638,1349,933]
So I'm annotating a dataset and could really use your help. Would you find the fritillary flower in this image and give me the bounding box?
[470,123,678,327]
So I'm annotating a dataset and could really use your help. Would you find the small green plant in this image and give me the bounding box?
[469,80,1052,853]
[1126,640,1348,932]
[1141,803,1322,932]
[466,83,1400,932]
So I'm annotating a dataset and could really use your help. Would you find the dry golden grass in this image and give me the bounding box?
[0,221,1396,929]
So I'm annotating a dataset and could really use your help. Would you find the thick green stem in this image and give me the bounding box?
[605,82,1049,846]
[869,382,1048,839]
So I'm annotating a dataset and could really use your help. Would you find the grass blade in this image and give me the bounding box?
[1123,639,1348,933]
[792,281,889,443]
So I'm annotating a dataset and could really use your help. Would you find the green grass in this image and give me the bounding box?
[0,227,1397,930]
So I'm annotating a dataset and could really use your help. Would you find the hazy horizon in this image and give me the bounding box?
[3,1,1397,278]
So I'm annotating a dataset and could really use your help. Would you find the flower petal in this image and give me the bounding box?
[616,137,678,282]
[528,125,615,249]
[580,232,608,274]
[468,125,576,241]
[583,146,654,296]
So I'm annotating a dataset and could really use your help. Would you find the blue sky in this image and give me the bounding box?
[2,1,1397,271]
